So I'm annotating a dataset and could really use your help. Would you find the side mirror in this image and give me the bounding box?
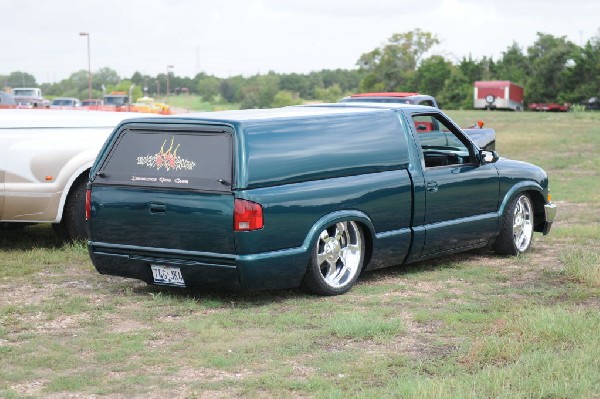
[480,150,499,164]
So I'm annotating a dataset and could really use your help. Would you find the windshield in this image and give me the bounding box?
[51,99,75,106]
[13,89,37,97]
[104,96,127,106]
[341,97,413,104]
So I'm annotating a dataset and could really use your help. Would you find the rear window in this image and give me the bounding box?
[99,129,232,192]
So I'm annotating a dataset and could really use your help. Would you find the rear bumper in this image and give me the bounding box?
[88,242,309,291]
[541,201,557,235]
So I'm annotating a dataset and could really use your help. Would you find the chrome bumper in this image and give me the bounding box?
[541,202,557,235]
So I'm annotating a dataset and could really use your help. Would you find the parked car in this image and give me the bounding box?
[87,103,556,295]
[0,91,16,109]
[81,99,103,108]
[50,97,81,109]
[583,97,600,111]
[11,87,45,108]
[340,92,439,108]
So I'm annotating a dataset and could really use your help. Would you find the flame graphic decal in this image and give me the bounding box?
[136,137,196,171]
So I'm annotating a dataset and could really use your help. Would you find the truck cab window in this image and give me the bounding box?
[412,114,472,168]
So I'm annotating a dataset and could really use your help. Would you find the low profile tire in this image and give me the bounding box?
[302,221,365,296]
[53,177,88,241]
[493,193,534,255]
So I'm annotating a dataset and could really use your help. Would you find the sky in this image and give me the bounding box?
[2,0,599,84]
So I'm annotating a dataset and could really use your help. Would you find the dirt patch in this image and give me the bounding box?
[322,310,459,361]
[10,380,49,398]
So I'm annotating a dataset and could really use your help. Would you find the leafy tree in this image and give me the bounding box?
[525,33,578,103]
[239,74,280,109]
[43,70,97,99]
[94,67,121,88]
[494,42,529,85]
[220,76,245,103]
[478,56,497,81]
[318,69,365,93]
[357,29,440,92]
[130,72,157,96]
[437,67,472,110]
[130,71,144,86]
[561,30,600,102]
[314,84,344,103]
[239,85,260,109]
[457,56,485,83]
[271,90,302,107]
[257,73,280,108]
[169,75,195,96]
[415,55,452,97]
[280,73,312,98]
[2,71,37,88]
[197,76,221,101]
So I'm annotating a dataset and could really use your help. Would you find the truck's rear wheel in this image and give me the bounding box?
[302,221,364,296]
[493,193,534,255]
[53,177,88,241]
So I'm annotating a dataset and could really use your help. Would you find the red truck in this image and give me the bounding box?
[474,81,524,111]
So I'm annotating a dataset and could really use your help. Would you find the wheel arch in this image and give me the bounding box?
[54,163,92,223]
[499,182,546,233]
[301,210,376,269]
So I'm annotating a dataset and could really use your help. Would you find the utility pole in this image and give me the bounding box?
[79,32,92,99]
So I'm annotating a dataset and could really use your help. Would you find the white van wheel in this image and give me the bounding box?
[54,177,88,241]
[302,221,364,295]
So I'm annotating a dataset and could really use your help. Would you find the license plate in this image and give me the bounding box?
[151,265,185,287]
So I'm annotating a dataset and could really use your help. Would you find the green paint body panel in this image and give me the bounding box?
[87,104,554,291]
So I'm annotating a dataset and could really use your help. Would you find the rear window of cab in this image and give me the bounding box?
[98,128,233,192]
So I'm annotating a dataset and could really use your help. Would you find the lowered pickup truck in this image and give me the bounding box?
[0,109,145,240]
[87,103,556,295]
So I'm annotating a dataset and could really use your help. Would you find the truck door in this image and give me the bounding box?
[411,113,500,257]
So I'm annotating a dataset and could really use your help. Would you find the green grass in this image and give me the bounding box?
[561,248,600,287]
[164,94,239,112]
[1,111,599,398]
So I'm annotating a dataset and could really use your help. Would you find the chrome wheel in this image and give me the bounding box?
[494,193,535,256]
[512,195,533,252]
[303,221,365,295]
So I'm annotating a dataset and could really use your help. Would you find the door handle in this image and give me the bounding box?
[149,203,166,214]
[426,182,439,192]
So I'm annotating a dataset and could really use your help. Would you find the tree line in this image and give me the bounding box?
[2,29,599,110]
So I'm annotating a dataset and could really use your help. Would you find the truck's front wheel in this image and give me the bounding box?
[494,193,534,255]
[302,221,365,296]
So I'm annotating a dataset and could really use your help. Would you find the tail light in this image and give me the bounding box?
[85,188,91,220]
[234,199,263,231]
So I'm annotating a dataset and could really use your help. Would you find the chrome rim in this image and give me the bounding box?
[315,221,362,288]
[513,195,533,252]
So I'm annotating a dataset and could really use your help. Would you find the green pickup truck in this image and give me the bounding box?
[87,103,556,295]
